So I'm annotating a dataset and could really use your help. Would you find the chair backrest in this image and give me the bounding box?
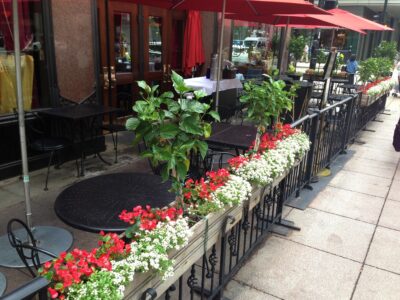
[203,150,236,174]
[7,219,57,278]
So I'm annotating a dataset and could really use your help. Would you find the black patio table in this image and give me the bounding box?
[40,104,121,176]
[207,123,257,154]
[54,172,175,233]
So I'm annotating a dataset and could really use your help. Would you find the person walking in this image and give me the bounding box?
[346,54,358,84]
[302,44,309,63]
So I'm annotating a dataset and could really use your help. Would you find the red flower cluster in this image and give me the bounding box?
[227,156,249,168]
[248,123,298,154]
[183,169,230,204]
[360,77,391,94]
[40,233,130,299]
[119,205,183,231]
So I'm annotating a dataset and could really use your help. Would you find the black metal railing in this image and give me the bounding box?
[1,92,389,300]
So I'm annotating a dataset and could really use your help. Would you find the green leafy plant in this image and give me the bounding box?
[373,41,398,61]
[316,50,327,73]
[240,76,297,151]
[359,57,392,83]
[289,35,306,66]
[334,53,345,73]
[125,71,220,194]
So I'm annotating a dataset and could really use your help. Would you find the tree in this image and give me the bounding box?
[373,41,398,62]
[288,35,306,67]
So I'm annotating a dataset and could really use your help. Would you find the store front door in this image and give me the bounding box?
[98,0,186,113]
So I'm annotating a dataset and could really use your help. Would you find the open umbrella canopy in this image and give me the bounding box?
[226,12,366,34]
[182,11,205,76]
[130,0,331,15]
[328,8,393,31]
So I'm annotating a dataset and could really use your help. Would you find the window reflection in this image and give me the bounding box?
[0,0,48,115]
[149,16,162,72]
[114,12,132,72]
[231,21,272,69]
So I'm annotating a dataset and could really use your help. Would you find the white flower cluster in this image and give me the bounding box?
[66,217,191,300]
[232,132,310,186]
[232,155,273,186]
[367,78,397,96]
[274,132,310,164]
[67,269,128,300]
[211,175,252,207]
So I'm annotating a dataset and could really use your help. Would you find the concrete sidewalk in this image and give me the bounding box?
[225,97,400,300]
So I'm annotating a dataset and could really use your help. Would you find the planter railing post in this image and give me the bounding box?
[304,113,319,189]
[341,95,356,153]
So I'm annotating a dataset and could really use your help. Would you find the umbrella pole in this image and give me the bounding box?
[214,0,226,113]
[12,0,33,230]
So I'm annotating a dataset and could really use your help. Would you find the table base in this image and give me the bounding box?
[0,226,73,268]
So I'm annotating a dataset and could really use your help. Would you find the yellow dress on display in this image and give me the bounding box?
[0,54,34,114]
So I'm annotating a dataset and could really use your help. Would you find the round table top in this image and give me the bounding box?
[55,173,175,233]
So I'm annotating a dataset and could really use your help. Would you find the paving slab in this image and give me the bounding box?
[309,186,384,224]
[353,265,400,300]
[342,156,397,179]
[348,144,400,164]
[234,236,360,300]
[285,208,375,261]
[387,179,400,202]
[379,200,400,231]
[224,280,280,300]
[329,170,391,198]
[366,226,400,274]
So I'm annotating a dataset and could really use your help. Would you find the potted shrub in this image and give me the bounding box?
[125,71,220,195]
[239,76,297,152]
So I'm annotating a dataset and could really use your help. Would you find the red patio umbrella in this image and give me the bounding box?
[226,13,366,34]
[182,11,205,77]
[328,8,393,31]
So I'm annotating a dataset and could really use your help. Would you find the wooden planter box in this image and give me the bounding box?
[361,92,388,107]
[122,156,305,299]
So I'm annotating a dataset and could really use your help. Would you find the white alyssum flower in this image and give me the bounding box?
[211,175,252,206]
[231,155,273,186]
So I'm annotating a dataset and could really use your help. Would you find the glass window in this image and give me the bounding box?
[148,16,162,72]
[231,21,274,73]
[0,0,50,115]
[114,12,132,72]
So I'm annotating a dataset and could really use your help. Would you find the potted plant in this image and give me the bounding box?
[239,76,297,152]
[125,71,220,195]
[373,41,398,62]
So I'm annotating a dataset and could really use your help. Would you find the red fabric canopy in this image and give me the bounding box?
[182,11,205,76]
[226,13,366,34]
[130,0,331,16]
[328,8,393,31]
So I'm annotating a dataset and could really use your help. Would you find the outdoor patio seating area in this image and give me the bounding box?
[1,0,400,299]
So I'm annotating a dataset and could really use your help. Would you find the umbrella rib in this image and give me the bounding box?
[171,0,186,9]
[245,0,258,15]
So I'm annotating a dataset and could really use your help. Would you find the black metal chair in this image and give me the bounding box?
[7,219,57,278]
[102,92,133,163]
[16,110,73,190]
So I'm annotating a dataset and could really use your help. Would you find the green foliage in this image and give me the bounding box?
[289,35,306,62]
[240,76,297,129]
[373,41,398,61]
[125,71,219,193]
[271,34,280,55]
[335,53,345,72]
[316,50,327,72]
[287,64,296,74]
[359,57,392,83]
